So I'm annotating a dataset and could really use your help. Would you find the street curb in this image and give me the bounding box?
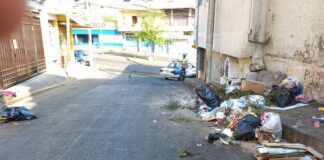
[102,52,174,62]
[282,123,324,154]
[99,67,161,78]
[5,78,75,105]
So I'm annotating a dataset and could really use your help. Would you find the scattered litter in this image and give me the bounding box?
[269,85,294,108]
[225,85,239,94]
[216,112,225,123]
[196,144,203,147]
[280,77,303,97]
[256,143,323,160]
[153,120,157,123]
[222,128,233,137]
[256,129,277,144]
[295,94,315,104]
[234,120,255,141]
[179,150,193,157]
[312,116,324,123]
[207,132,226,143]
[241,80,265,94]
[220,137,238,145]
[0,107,38,123]
[196,85,221,111]
[312,120,320,128]
[260,112,282,138]
[221,99,245,110]
[0,91,16,102]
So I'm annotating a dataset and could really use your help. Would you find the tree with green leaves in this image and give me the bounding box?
[134,8,169,54]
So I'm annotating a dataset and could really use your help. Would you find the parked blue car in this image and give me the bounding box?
[74,50,93,66]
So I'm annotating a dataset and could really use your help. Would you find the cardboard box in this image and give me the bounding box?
[241,80,265,94]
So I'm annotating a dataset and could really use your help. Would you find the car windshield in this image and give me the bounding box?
[167,61,181,68]
[75,50,89,56]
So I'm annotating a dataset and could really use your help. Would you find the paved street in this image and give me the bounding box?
[94,53,168,76]
[0,55,254,160]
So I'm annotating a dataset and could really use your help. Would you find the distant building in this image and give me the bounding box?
[118,0,196,55]
[71,0,196,56]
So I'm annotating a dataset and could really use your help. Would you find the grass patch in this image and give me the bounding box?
[164,101,183,110]
[164,100,196,111]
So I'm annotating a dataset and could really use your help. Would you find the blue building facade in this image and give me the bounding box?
[73,29,123,49]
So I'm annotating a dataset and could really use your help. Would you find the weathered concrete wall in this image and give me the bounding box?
[264,0,324,103]
[212,0,267,59]
[210,52,227,83]
[197,0,208,48]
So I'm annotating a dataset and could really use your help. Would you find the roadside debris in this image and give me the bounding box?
[196,85,221,111]
[256,143,323,160]
[0,90,17,102]
[187,74,323,158]
[241,80,265,94]
[318,107,324,112]
[179,150,193,157]
[0,107,38,123]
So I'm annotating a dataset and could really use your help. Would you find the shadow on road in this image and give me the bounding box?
[0,63,255,160]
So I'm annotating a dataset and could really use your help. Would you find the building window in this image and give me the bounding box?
[184,31,193,36]
[132,16,138,25]
[76,35,89,44]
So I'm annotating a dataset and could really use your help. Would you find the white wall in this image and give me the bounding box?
[212,0,267,59]
[264,0,324,103]
[197,0,208,48]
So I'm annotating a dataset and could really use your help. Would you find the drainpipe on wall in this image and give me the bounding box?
[206,0,216,84]
[195,0,200,77]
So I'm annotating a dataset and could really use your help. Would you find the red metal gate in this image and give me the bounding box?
[0,9,46,89]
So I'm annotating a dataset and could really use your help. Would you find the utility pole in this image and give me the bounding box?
[205,0,216,83]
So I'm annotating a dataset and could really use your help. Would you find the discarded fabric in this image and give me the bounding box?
[269,85,294,108]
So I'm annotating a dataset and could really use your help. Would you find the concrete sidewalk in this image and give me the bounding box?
[184,78,324,154]
[3,66,72,105]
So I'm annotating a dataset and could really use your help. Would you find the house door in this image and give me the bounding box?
[198,48,207,80]
[0,9,45,89]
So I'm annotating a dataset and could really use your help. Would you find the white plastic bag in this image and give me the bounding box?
[260,112,282,138]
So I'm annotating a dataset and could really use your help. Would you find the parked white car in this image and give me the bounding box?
[160,60,196,79]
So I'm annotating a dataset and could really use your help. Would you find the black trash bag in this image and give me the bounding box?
[2,107,38,122]
[207,132,226,143]
[234,121,255,141]
[196,85,221,111]
[269,86,294,108]
[241,114,261,129]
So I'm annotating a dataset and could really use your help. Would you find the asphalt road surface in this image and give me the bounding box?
[94,53,165,76]
[0,55,255,160]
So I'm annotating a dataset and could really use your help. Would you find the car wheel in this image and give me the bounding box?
[164,77,169,80]
[178,74,185,81]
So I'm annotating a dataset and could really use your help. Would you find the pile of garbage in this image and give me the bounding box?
[0,92,37,123]
[196,85,280,143]
[194,83,322,159]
